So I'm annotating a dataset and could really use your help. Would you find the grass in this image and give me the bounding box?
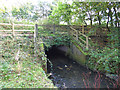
[0,36,56,88]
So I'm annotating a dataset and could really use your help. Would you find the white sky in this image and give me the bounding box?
[0,0,53,11]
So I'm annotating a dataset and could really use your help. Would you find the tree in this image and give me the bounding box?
[50,2,72,25]
[0,7,9,18]
[0,7,10,23]
[32,1,53,21]
[12,3,34,21]
[50,1,120,28]
[112,2,120,27]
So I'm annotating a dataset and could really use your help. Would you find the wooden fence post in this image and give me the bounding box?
[86,36,88,49]
[34,24,38,57]
[35,24,38,38]
[12,23,15,37]
[76,30,78,40]
[82,25,84,34]
[34,24,38,47]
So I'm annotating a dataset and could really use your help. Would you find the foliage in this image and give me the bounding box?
[0,7,10,23]
[0,1,53,22]
[33,1,52,21]
[44,33,70,50]
[11,1,53,21]
[50,2,120,27]
[0,0,119,82]
[49,1,72,24]
[88,47,119,74]
[49,33,70,47]
[107,27,119,48]
[38,26,70,50]
[38,18,55,25]
[87,26,119,74]
[0,37,56,88]
[12,3,33,20]
[0,7,9,18]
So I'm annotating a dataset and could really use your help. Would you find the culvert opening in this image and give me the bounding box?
[45,45,115,88]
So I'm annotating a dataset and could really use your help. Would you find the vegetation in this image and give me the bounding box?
[87,27,119,74]
[0,0,119,88]
[38,26,70,50]
[0,37,55,88]
[50,2,120,27]
[49,1,119,74]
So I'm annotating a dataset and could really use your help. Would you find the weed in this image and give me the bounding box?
[0,37,56,88]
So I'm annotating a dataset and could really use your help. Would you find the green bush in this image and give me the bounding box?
[88,47,119,74]
[87,27,119,74]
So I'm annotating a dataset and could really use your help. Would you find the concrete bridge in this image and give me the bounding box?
[0,23,108,72]
[35,24,90,71]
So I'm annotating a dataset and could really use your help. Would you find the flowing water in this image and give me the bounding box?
[46,46,115,88]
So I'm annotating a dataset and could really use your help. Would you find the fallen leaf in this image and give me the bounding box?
[58,66,63,70]
[67,68,70,70]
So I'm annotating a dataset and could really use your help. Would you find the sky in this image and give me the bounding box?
[0,0,54,11]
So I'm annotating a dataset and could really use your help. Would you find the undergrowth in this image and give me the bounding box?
[0,36,56,88]
[38,27,70,50]
[87,27,119,74]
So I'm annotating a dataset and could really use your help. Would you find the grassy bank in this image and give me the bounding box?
[0,36,56,88]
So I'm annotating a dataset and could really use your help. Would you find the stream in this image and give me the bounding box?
[46,46,115,88]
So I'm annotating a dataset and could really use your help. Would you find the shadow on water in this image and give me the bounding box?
[46,46,115,88]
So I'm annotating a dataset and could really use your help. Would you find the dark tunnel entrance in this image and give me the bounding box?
[45,45,115,88]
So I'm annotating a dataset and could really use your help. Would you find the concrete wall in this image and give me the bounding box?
[57,42,87,65]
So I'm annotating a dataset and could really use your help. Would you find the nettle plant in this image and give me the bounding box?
[43,33,71,50]
[88,47,119,74]
[52,34,70,46]
[87,27,119,74]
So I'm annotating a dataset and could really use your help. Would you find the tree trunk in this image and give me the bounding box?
[108,6,113,27]
[106,12,110,32]
[90,17,92,26]
[84,20,87,26]
[113,6,119,27]
[88,12,92,26]
[97,12,101,25]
